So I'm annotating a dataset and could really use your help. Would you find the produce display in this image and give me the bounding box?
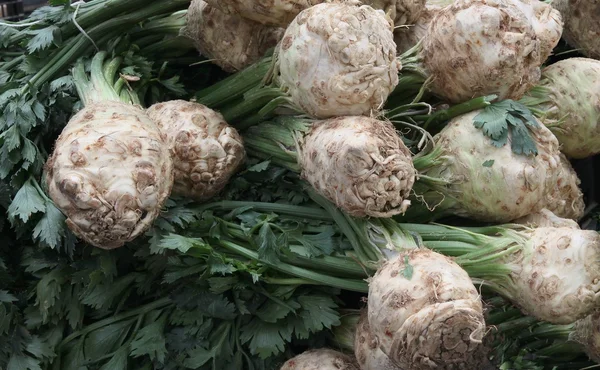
[1,0,600,369]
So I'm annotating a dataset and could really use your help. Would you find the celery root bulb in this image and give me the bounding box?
[280,348,359,370]
[46,101,174,249]
[552,0,600,59]
[146,100,245,201]
[205,0,324,27]
[354,310,400,370]
[298,116,416,218]
[182,0,284,72]
[277,2,400,118]
[422,0,561,103]
[427,110,562,222]
[545,154,584,220]
[507,227,600,324]
[526,58,600,159]
[367,249,486,369]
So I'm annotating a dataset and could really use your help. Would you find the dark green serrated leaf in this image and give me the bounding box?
[26,26,60,53]
[507,116,538,156]
[158,76,187,96]
[240,318,293,359]
[99,345,128,370]
[0,290,17,303]
[130,313,168,363]
[296,295,340,339]
[154,234,206,255]
[292,227,336,258]
[25,336,55,359]
[7,180,45,224]
[247,160,270,173]
[32,202,66,248]
[7,354,42,370]
[2,125,21,152]
[184,345,218,368]
[208,276,239,295]
[82,318,136,362]
[473,100,539,156]
[255,299,299,324]
[256,223,280,264]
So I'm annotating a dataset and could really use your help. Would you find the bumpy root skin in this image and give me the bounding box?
[394,0,427,25]
[205,0,324,27]
[46,101,174,249]
[394,2,443,54]
[514,208,579,229]
[545,153,585,220]
[571,311,600,363]
[508,227,600,324]
[422,0,560,103]
[552,0,600,59]
[298,116,416,218]
[354,310,400,370]
[517,0,563,62]
[280,348,359,370]
[146,100,246,202]
[182,0,284,72]
[532,58,600,159]
[277,2,400,118]
[367,249,486,369]
[429,110,562,223]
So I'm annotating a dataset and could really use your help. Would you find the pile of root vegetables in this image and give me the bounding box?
[1,0,600,369]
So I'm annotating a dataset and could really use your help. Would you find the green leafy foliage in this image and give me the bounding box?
[473,100,540,156]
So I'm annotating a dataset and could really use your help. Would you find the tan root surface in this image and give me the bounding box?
[367,249,486,369]
[421,0,560,103]
[147,100,246,201]
[545,153,585,220]
[46,101,174,249]
[394,0,427,25]
[182,0,284,72]
[277,1,400,118]
[354,310,401,370]
[298,116,416,218]
[280,348,359,370]
[205,0,324,27]
[507,227,600,324]
[571,311,600,363]
[531,58,600,159]
[514,208,579,229]
[552,0,600,59]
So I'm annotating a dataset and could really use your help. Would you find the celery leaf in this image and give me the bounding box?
[473,100,539,156]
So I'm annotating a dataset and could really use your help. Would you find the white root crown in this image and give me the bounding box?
[298,116,416,218]
[367,249,487,369]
